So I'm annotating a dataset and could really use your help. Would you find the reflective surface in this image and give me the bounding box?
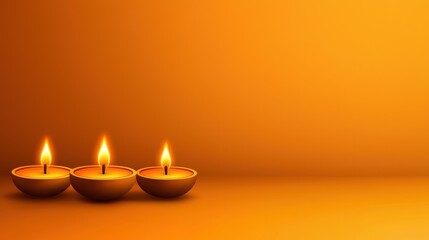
[3,176,429,239]
[73,166,133,179]
[14,166,69,179]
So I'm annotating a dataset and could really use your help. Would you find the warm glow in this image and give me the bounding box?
[161,143,171,169]
[98,137,110,167]
[40,139,51,167]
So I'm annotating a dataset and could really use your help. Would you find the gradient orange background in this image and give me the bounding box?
[1,0,429,176]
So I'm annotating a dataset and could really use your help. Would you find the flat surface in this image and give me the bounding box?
[73,166,134,179]
[14,166,69,178]
[2,176,429,239]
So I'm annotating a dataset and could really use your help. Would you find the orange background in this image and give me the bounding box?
[1,0,429,176]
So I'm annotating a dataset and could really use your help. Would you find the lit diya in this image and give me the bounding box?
[11,138,71,197]
[70,137,136,201]
[137,142,197,198]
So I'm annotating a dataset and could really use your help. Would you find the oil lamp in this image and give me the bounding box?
[70,136,136,201]
[137,142,197,198]
[11,138,71,197]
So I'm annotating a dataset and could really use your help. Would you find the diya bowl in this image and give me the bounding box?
[70,165,136,201]
[136,166,197,198]
[11,165,71,197]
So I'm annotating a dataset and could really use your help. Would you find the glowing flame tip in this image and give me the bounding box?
[161,143,171,169]
[40,139,51,167]
[98,137,110,168]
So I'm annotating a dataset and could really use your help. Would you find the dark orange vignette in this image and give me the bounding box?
[1,0,429,239]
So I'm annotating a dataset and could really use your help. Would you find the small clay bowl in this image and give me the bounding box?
[136,166,197,198]
[11,165,71,197]
[70,165,136,201]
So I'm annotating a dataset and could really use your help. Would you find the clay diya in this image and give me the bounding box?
[70,137,136,201]
[137,142,197,198]
[11,139,70,197]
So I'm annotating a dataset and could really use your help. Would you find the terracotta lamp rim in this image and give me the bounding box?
[70,165,136,180]
[137,166,197,180]
[11,165,71,180]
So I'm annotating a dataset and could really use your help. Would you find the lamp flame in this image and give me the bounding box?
[161,143,171,172]
[98,137,110,170]
[40,139,51,168]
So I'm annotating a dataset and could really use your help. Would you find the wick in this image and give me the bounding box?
[164,166,168,175]
[43,164,47,174]
[102,164,106,175]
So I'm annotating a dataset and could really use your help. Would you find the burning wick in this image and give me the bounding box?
[98,137,109,175]
[161,143,170,175]
[41,139,51,175]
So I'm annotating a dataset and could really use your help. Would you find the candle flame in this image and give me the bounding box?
[40,139,51,167]
[161,143,171,170]
[98,137,110,168]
